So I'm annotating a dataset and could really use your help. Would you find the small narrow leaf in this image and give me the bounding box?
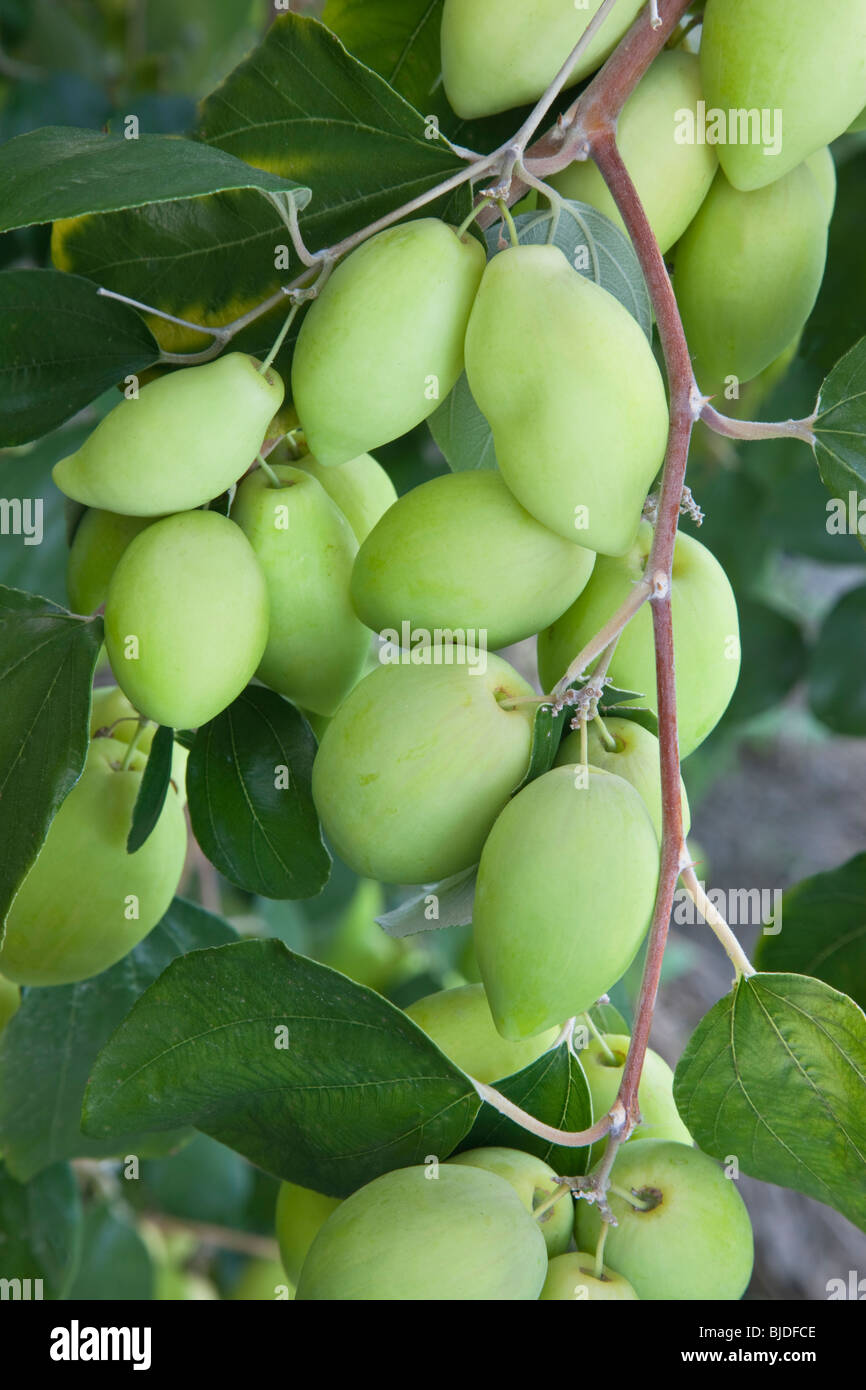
[127,725,175,853]
[377,868,477,938]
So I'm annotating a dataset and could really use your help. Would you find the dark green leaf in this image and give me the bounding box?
[803,150,866,378]
[0,1161,82,1299]
[322,0,447,124]
[0,125,311,234]
[82,938,480,1197]
[673,972,866,1233]
[755,855,866,1014]
[812,337,866,525]
[726,598,807,724]
[457,1044,593,1178]
[66,1205,154,1301]
[187,686,330,900]
[808,585,866,734]
[0,587,102,932]
[127,724,175,853]
[0,269,159,446]
[135,1135,254,1229]
[0,898,235,1181]
[587,1001,630,1036]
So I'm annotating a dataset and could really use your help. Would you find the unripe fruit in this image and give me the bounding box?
[0,737,186,986]
[232,465,370,717]
[0,973,20,1033]
[538,522,740,759]
[673,164,827,386]
[295,1163,547,1300]
[316,879,409,993]
[294,452,397,544]
[555,717,690,841]
[440,0,645,120]
[67,510,156,614]
[700,0,866,191]
[53,353,284,515]
[89,685,189,806]
[229,1259,289,1301]
[577,1033,692,1162]
[275,1182,342,1284]
[540,1253,638,1301]
[576,1139,754,1300]
[312,655,535,884]
[292,220,486,466]
[806,148,837,224]
[405,983,559,1083]
[351,470,595,650]
[550,52,717,254]
[474,767,659,1040]
[464,245,668,556]
[104,510,269,730]
[448,1146,572,1256]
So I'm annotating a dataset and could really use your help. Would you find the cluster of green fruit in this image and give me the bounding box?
[273,984,752,1300]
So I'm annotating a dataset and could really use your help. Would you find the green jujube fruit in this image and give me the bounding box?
[556,717,690,840]
[104,510,269,729]
[448,1147,572,1257]
[576,1139,754,1300]
[473,767,659,1040]
[440,0,645,120]
[67,510,156,613]
[350,470,595,650]
[673,163,827,386]
[232,465,370,717]
[540,1254,638,1301]
[0,738,187,986]
[312,655,535,884]
[405,983,559,1084]
[276,1183,342,1285]
[53,353,284,515]
[316,879,410,993]
[294,452,397,543]
[551,52,717,254]
[292,220,485,466]
[464,245,668,555]
[577,1033,692,1162]
[538,522,740,759]
[700,0,866,190]
[0,974,20,1033]
[806,147,837,223]
[295,1164,547,1300]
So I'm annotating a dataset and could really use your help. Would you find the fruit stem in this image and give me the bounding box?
[497,199,520,249]
[593,1220,610,1279]
[456,197,494,239]
[472,1079,612,1149]
[608,1183,655,1212]
[579,716,588,768]
[119,718,148,771]
[583,1011,618,1064]
[532,1181,574,1223]
[256,453,283,489]
[592,713,618,752]
[259,299,302,375]
[679,859,756,980]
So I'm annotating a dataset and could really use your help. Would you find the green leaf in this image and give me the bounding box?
[376,867,477,938]
[135,1134,254,1229]
[808,585,866,734]
[0,125,311,234]
[428,370,498,472]
[726,598,807,725]
[0,898,235,1181]
[755,855,866,1014]
[196,13,470,254]
[0,1161,82,1299]
[0,269,159,446]
[457,1044,593,1178]
[812,337,866,526]
[187,686,330,900]
[65,1205,154,1301]
[673,972,866,1233]
[587,1001,630,1036]
[127,724,175,853]
[0,587,102,933]
[82,938,480,1197]
[322,0,447,124]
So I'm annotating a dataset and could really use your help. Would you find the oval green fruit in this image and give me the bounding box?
[576,1139,754,1300]
[67,510,156,614]
[577,1032,692,1162]
[275,1183,342,1285]
[540,1253,638,1301]
[0,973,20,1033]
[295,1163,547,1300]
[464,245,668,555]
[440,0,645,119]
[405,983,559,1084]
[551,51,717,254]
[700,0,866,190]
[0,737,187,986]
[232,464,370,716]
[312,654,535,884]
[474,766,659,1040]
[351,470,595,650]
[538,521,740,759]
[556,716,690,840]
[806,147,836,223]
[673,163,827,387]
[448,1146,572,1256]
[292,220,486,466]
[294,452,397,543]
[53,353,284,515]
[104,510,269,729]
[316,878,409,993]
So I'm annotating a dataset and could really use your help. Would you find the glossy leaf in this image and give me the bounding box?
[322,0,447,124]
[812,337,866,524]
[127,724,175,853]
[755,855,866,1013]
[808,585,866,734]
